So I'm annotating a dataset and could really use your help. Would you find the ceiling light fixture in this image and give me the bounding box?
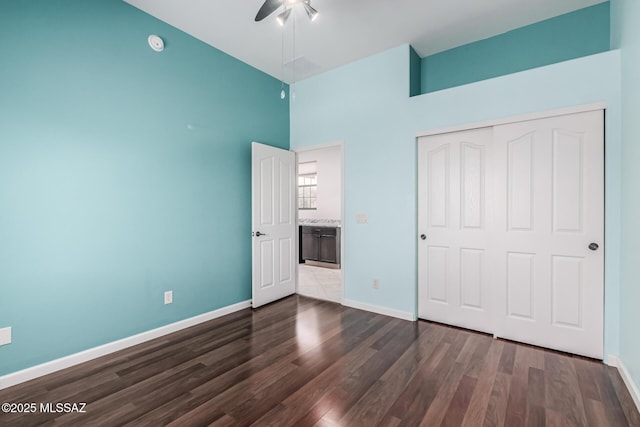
[265,0,319,100]
[276,8,292,27]
[274,0,318,26]
[303,2,318,21]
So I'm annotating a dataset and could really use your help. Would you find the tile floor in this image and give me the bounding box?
[297,263,342,303]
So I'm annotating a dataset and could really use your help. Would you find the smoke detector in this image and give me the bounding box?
[148,35,164,52]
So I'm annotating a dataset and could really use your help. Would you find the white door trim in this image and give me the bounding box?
[293,141,345,304]
[416,102,607,138]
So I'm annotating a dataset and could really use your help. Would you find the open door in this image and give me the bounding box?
[251,142,296,308]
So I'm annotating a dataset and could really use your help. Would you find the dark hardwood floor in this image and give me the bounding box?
[1,295,638,426]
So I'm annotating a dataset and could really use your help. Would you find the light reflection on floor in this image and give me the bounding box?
[295,307,322,352]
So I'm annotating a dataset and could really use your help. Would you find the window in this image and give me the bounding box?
[298,161,317,210]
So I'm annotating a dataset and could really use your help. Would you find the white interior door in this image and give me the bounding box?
[417,110,604,359]
[418,127,495,334]
[493,110,604,358]
[251,142,296,308]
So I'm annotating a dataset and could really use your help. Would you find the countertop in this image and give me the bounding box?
[299,219,341,228]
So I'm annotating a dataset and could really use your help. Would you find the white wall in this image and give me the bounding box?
[612,0,640,395]
[291,46,622,356]
[297,146,342,220]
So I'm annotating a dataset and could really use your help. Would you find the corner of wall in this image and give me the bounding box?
[608,355,640,412]
[610,0,622,49]
[409,45,422,97]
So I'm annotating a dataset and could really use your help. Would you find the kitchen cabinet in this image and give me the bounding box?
[300,226,340,267]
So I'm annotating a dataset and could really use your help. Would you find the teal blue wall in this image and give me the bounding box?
[291,45,621,359]
[409,46,422,97]
[421,2,611,93]
[0,0,289,376]
[612,0,640,391]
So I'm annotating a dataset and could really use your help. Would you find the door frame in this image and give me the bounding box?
[293,141,346,304]
[416,102,607,138]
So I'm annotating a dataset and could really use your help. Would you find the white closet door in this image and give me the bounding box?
[418,127,496,334]
[493,110,604,358]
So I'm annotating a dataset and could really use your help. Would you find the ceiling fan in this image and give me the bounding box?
[255,0,318,24]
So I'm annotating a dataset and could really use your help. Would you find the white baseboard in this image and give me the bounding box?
[343,299,416,321]
[0,300,252,390]
[608,355,640,412]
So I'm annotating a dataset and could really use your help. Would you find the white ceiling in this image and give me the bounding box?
[124,0,606,83]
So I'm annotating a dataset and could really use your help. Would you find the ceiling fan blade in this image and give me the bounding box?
[255,0,282,21]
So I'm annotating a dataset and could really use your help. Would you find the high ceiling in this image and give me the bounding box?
[124,0,606,83]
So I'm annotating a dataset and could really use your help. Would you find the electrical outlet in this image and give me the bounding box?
[372,279,380,289]
[164,291,173,305]
[356,214,368,224]
[0,327,12,346]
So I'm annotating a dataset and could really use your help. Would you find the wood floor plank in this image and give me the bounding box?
[583,397,610,427]
[131,336,303,424]
[498,341,517,375]
[595,364,634,427]
[504,370,527,427]
[463,334,493,379]
[544,351,588,427]
[376,414,403,427]
[282,402,331,427]
[461,339,504,427]
[483,371,512,427]
[169,307,391,426]
[527,367,545,408]
[418,361,468,426]
[283,324,398,415]
[526,404,546,427]
[385,328,469,422]
[456,334,481,365]
[54,362,207,425]
[383,340,451,420]
[207,413,239,427]
[573,357,603,402]
[339,323,444,427]
[321,321,420,424]
[504,345,537,427]
[250,317,398,426]
[394,332,470,426]
[0,295,638,427]
[440,374,478,427]
[607,366,640,427]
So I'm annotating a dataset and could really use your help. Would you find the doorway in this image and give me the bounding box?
[295,143,344,304]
